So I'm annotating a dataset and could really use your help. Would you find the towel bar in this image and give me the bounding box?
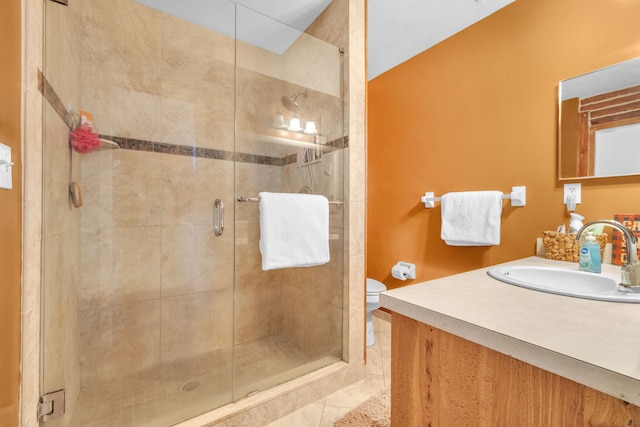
[237,196,343,205]
[420,186,526,208]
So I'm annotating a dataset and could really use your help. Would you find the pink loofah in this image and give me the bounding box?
[69,123,101,153]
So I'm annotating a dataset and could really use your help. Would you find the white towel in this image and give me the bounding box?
[440,191,503,246]
[258,192,330,270]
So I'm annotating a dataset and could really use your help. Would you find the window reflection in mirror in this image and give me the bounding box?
[558,57,640,179]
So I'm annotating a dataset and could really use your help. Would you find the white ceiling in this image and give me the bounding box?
[367,0,516,80]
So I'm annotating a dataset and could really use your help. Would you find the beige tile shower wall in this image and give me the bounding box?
[234,73,343,155]
[233,45,344,349]
[159,154,236,362]
[76,0,163,140]
[78,150,238,381]
[285,150,345,202]
[278,240,344,359]
[234,162,285,345]
[278,149,345,358]
[237,34,340,98]
[233,58,345,353]
[44,0,82,115]
[161,14,235,151]
[78,149,160,384]
[235,69,290,157]
[79,151,163,308]
[41,1,84,426]
[77,0,237,152]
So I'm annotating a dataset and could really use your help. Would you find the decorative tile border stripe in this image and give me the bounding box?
[38,69,75,128]
[327,135,349,150]
[39,70,348,166]
[99,136,347,166]
[100,135,294,166]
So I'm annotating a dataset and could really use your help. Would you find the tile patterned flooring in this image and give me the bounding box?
[265,310,391,427]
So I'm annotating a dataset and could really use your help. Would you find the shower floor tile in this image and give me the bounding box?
[69,333,338,427]
[70,348,232,427]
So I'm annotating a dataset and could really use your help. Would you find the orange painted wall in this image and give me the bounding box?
[0,0,22,425]
[367,0,640,289]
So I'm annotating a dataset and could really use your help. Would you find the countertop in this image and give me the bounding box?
[380,256,640,406]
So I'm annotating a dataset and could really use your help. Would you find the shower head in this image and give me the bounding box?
[280,90,308,113]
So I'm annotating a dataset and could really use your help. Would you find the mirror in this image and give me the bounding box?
[558,57,640,180]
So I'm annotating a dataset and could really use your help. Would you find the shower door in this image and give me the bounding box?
[232,4,345,399]
[41,0,237,425]
[40,0,344,426]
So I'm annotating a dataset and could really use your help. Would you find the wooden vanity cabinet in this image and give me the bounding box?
[391,313,640,427]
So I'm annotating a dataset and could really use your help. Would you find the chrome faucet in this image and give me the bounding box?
[576,220,640,288]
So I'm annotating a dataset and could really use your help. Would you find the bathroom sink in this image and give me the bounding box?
[487,265,640,303]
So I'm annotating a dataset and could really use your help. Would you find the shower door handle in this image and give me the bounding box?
[213,199,224,236]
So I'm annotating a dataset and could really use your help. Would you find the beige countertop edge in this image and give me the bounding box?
[380,256,640,406]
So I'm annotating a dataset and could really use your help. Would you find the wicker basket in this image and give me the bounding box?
[542,231,607,262]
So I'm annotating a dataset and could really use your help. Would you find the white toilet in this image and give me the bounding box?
[366,278,387,347]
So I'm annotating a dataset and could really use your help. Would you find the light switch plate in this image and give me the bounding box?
[0,142,13,190]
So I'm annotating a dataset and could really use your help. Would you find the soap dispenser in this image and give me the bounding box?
[579,232,601,274]
[569,213,585,234]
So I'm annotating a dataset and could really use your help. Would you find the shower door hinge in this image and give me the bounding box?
[38,389,65,423]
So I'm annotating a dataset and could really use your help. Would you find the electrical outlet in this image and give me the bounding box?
[564,183,581,204]
[0,142,13,190]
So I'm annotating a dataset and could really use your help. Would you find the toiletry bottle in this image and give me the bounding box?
[579,232,601,273]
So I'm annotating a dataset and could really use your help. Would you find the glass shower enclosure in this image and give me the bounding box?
[40,0,345,425]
